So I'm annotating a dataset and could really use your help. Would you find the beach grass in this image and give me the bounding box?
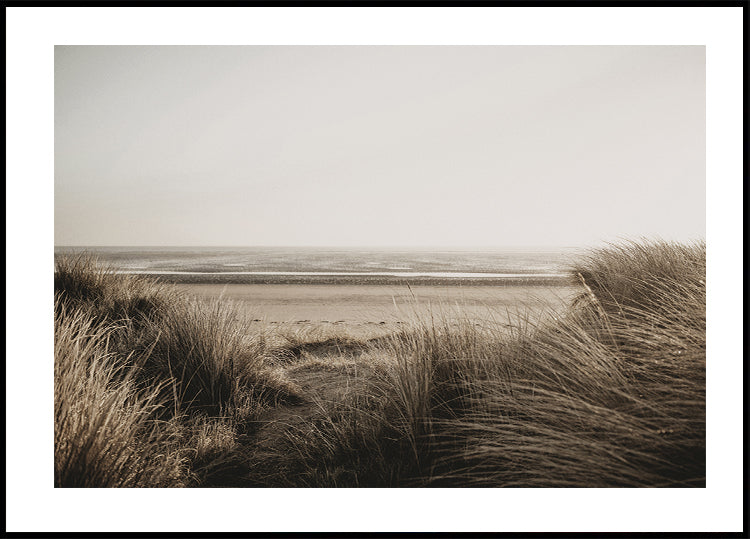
[54,302,187,487]
[54,255,301,487]
[54,240,705,487]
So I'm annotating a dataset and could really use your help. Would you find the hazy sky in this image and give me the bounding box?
[55,46,705,247]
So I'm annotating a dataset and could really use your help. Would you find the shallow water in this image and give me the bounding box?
[54,246,581,283]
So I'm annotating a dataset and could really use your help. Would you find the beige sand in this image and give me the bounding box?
[175,283,579,338]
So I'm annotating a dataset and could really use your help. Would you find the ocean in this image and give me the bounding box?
[53,246,582,285]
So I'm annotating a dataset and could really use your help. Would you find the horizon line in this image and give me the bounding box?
[54,243,592,249]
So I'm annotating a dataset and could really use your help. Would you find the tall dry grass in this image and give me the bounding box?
[417,240,704,486]
[54,302,186,487]
[268,240,706,487]
[54,256,300,487]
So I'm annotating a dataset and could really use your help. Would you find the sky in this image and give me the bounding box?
[54,46,705,247]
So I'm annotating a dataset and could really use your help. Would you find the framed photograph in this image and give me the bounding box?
[6,5,743,535]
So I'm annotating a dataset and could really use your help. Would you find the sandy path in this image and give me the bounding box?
[239,349,379,487]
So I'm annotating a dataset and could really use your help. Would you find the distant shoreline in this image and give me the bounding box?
[127,272,571,286]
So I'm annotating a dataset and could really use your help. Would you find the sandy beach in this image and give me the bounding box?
[175,282,579,337]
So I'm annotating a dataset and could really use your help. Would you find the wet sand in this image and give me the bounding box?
[175,283,579,337]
